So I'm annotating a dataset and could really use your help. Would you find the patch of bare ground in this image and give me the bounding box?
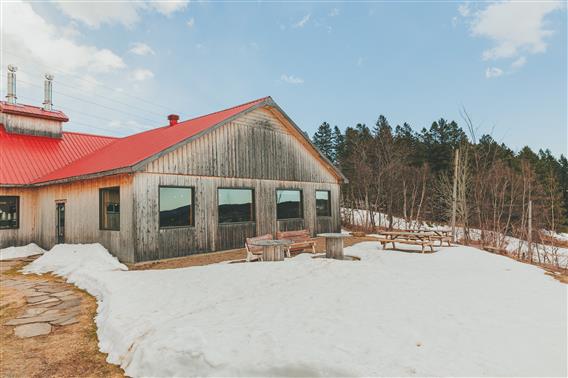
[0,260,124,378]
[131,235,380,270]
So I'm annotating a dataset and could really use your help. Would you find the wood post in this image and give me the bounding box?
[325,237,344,260]
[451,148,459,243]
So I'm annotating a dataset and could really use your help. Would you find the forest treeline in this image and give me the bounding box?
[312,115,568,241]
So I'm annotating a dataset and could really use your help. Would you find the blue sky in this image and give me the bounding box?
[2,1,566,156]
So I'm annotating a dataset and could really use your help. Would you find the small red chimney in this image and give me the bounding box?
[168,114,179,126]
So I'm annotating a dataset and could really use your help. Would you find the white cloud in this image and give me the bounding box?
[131,69,154,81]
[485,67,503,78]
[470,0,563,60]
[2,0,125,74]
[54,1,189,28]
[129,42,155,56]
[280,74,304,85]
[458,3,470,17]
[293,14,311,28]
[187,17,195,28]
[511,56,527,69]
[151,1,189,16]
[329,8,340,17]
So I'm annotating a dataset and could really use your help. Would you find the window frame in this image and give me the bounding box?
[275,188,304,220]
[158,185,195,229]
[99,186,120,231]
[315,190,332,217]
[217,187,256,224]
[0,196,20,230]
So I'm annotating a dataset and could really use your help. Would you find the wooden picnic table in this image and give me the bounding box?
[374,230,435,253]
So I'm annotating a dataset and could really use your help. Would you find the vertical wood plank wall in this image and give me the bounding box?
[134,107,342,262]
[133,173,340,262]
[0,175,134,262]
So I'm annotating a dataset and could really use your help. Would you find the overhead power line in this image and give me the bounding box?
[1,48,179,114]
[18,79,163,127]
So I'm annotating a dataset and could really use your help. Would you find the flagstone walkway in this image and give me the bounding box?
[1,256,82,338]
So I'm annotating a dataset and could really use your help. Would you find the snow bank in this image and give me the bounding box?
[24,242,567,377]
[0,243,45,260]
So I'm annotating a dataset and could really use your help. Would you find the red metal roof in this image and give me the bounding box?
[0,102,69,122]
[1,97,269,186]
[0,126,116,185]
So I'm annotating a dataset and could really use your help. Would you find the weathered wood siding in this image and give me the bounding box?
[0,188,38,247]
[144,108,339,184]
[0,175,135,262]
[133,173,340,262]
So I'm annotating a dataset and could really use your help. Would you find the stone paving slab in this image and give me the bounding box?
[26,295,51,304]
[2,255,85,339]
[14,322,52,338]
[52,290,75,297]
[6,313,63,326]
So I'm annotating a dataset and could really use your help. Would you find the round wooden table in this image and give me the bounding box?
[249,239,292,262]
[317,233,350,260]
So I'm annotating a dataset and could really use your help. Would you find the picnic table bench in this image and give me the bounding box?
[373,231,435,253]
[398,229,453,247]
[276,229,317,255]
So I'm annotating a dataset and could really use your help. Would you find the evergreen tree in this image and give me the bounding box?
[332,126,345,166]
[312,122,335,162]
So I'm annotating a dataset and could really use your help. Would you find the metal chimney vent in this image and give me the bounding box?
[43,73,54,111]
[6,65,17,104]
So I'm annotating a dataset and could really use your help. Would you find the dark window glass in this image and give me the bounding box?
[160,187,194,228]
[316,190,331,217]
[0,196,19,229]
[276,189,303,219]
[100,187,120,230]
[218,188,255,223]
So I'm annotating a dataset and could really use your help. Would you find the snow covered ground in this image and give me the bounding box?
[23,242,566,377]
[0,243,45,260]
[345,208,568,268]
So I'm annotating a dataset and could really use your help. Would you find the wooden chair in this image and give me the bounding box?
[276,229,316,255]
[244,234,274,262]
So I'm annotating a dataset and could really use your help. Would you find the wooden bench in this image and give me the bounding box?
[276,229,316,255]
[245,234,273,262]
[373,236,434,253]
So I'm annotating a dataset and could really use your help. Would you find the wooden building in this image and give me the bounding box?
[0,75,345,262]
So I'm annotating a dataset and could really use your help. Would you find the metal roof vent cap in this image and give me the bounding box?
[6,64,17,104]
[168,114,179,126]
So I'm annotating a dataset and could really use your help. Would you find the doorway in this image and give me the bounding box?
[56,202,65,244]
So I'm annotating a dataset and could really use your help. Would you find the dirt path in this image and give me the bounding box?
[0,256,124,377]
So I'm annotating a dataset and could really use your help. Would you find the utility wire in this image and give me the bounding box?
[1,48,179,114]
[17,67,168,120]
[17,94,149,135]
[18,79,163,126]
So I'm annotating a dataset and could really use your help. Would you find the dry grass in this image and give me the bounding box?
[0,261,124,378]
[130,236,380,270]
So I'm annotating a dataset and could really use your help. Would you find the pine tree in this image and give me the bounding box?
[332,126,345,166]
[312,122,335,162]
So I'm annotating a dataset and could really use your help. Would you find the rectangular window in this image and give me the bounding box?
[218,188,255,223]
[99,187,120,230]
[276,189,303,220]
[316,190,331,217]
[0,196,19,229]
[159,186,194,228]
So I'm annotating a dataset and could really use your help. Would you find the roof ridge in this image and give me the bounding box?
[176,96,270,125]
[63,130,118,139]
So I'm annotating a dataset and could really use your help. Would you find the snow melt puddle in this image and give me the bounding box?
[21,242,567,377]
